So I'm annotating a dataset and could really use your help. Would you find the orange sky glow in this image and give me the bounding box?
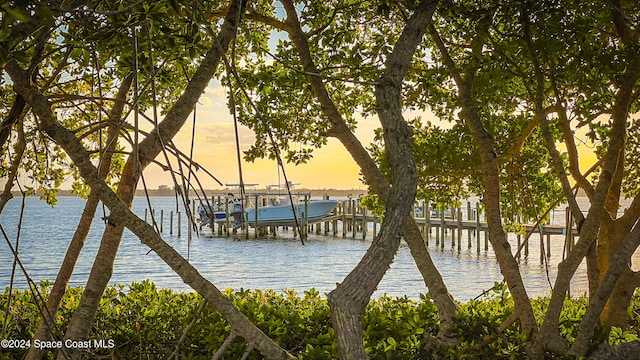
[140,81,603,191]
[143,82,379,190]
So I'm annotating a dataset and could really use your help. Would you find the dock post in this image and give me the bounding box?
[451,208,456,248]
[351,199,357,239]
[424,200,430,245]
[170,211,174,235]
[435,209,440,246]
[440,209,445,249]
[178,211,181,238]
[304,195,309,241]
[324,195,330,234]
[525,225,530,258]
[346,200,351,233]
[242,195,248,238]
[483,208,489,250]
[144,208,148,223]
[457,208,462,251]
[475,205,480,253]
[516,215,522,260]
[160,210,164,233]
[569,209,575,251]
[546,231,551,258]
[422,200,430,246]
[255,194,260,239]
[342,201,347,237]
[564,207,573,254]
[466,202,472,248]
[187,207,191,239]
[540,223,545,262]
[224,199,230,235]
[362,206,367,240]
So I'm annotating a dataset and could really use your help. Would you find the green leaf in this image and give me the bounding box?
[35,4,56,27]
[387,336,396,346]
[2,4,31,23]
[0,20,11,41]
[12,50,30,63]
[70,47,82,59]
[169,0,181,13]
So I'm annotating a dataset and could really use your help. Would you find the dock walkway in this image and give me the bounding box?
[201,197,578,260]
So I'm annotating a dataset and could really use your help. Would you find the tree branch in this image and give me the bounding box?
[520,8,585,228]
[610,0,640,46]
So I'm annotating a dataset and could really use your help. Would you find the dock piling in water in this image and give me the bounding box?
[170,211,174,235]
[151,196,581,262]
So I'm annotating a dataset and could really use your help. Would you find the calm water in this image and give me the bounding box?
[0,196,621,301]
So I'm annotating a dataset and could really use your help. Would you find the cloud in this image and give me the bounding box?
[199,97,213,107]
[196,123,255,146]
[141,80,370,190]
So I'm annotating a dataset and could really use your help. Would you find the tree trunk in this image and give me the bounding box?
[595,217,640,328]
[9,6,294,359]
[24,119,295,359]
[26,74,132,360]
[7,1,248,359]
[402,215,458,341]
[593,152,640,329]
[429,23,538,336]
[0,116,26,213]
[530,52,640,360]
[601,270,640,327]
[568,220,640,357]
[327,2,435,358]
[60,1,246,357]
[460,83,537,336]
[59,226,126,360]
[280,0,457,342]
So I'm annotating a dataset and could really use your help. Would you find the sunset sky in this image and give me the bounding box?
[143,81,381,190]
[140,80,601,192]
[140,6,375,191]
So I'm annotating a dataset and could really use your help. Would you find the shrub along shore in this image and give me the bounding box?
[2,280,640,359]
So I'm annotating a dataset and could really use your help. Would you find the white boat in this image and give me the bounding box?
[244,199,339,227]
[198,200,243,226]
[197,183,259,227]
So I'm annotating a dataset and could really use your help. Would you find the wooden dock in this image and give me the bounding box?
[199,197,579,260]
[144,197,578,260]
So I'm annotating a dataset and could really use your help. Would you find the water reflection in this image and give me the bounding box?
[0,196,628,301]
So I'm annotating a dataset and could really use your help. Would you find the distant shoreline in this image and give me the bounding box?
[10,187,590,199]
[11,188,369,199]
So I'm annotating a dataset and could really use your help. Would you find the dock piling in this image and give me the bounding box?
[190,197,577,262]
[170,211,174,235]
[177,211,181,238]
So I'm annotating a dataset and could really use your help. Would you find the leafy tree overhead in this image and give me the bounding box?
[3,0,435,359]
[3,1,296,359]
[235,0,640,357]
[413,0,640,357]
[2,0,640,359]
